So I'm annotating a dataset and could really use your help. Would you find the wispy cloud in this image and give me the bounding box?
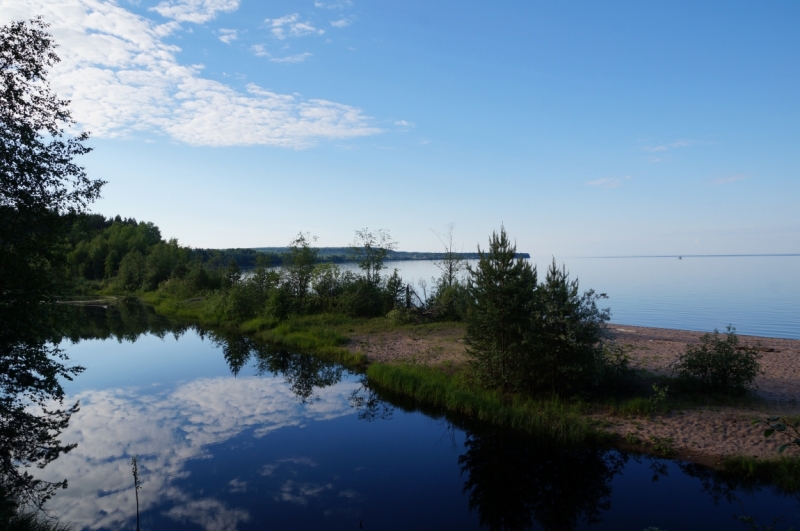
[330,18,352,28]
[218,28,237,43]
[587,176,630,188]
[151,0,239,23]
[0,0,380,148]
[394,120,414,127]
[713,174,749,185]
[641,140,690,153]
[265,14,324,40]
[250,44,269,56]
[250,47,313,63]
[270,52,312,63]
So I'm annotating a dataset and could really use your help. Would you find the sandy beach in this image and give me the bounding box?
[349,323,800,461]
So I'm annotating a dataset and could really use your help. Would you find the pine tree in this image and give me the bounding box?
[524,259,610,396]
[465,227,536,391]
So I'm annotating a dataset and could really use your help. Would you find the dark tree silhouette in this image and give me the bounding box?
[0,17,104,509]
[459,424,625,531]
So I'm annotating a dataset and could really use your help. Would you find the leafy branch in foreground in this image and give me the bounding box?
[752,416,800,454]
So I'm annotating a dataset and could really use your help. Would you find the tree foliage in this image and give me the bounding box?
[351,228,396,286]
[465,227,537,391]
[0,17,103,509]
[523,259,610,396]
[465,229,614,397]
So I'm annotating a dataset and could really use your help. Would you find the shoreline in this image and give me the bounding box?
[348,321,800,463]
[610,323,800,406]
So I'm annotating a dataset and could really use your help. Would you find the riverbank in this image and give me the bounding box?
[349,321,800,462]
[140,294,800,469]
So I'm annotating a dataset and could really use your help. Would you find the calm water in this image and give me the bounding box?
[39,305,800,531]
[372,254,800,339]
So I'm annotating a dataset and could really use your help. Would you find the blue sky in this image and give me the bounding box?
[3,0,799,255]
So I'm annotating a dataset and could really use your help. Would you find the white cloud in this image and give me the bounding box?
[264,14,324,40]
[714,173,749,185]
[270,52,313,63]
[587,176,630,188]
[330,18,352,28]
[0,0,380,148]
[394,120,414,127]
[218,28,237,43]
[151,0,239,23]
[250,44,269,57]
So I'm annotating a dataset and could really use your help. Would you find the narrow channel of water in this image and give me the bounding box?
[32,303,800,530]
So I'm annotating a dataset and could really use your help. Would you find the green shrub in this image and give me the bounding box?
[673,326,762,396]
[427,281,469,321]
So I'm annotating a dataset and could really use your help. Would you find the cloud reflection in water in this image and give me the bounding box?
[38,375,359,530]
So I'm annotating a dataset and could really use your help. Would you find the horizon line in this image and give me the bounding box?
[575,253,800,259]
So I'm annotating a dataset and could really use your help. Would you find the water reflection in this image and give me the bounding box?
[39,370,360,529]
[44,302,800,530]
[457,424,624,531]
[56,299,189,343]
[210,331,344,403]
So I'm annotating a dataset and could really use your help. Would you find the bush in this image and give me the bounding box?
[427,280,469,321]
[673,326,762,395]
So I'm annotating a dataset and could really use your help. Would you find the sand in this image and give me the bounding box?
[348,323,800,460]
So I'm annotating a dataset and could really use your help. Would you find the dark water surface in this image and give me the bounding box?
[41,306,800,530]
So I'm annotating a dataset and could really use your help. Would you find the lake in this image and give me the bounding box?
[39,303,800,530]
[369,254,800,339]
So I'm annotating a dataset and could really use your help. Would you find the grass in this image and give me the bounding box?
[366,362,605,444]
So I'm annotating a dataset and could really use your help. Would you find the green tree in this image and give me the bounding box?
[465,227,537,391]
[222,258,242,289]
[350,228,396,286]
[524,259,610,396]
[116,250,146,291]
[0,17,104,508]
[282,232,318,305]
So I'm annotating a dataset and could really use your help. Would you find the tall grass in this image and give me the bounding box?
[367,363,601,444]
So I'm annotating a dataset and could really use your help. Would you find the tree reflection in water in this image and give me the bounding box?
[457,424,626,531]
[54,299,189,344]
[210,330,344,403]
